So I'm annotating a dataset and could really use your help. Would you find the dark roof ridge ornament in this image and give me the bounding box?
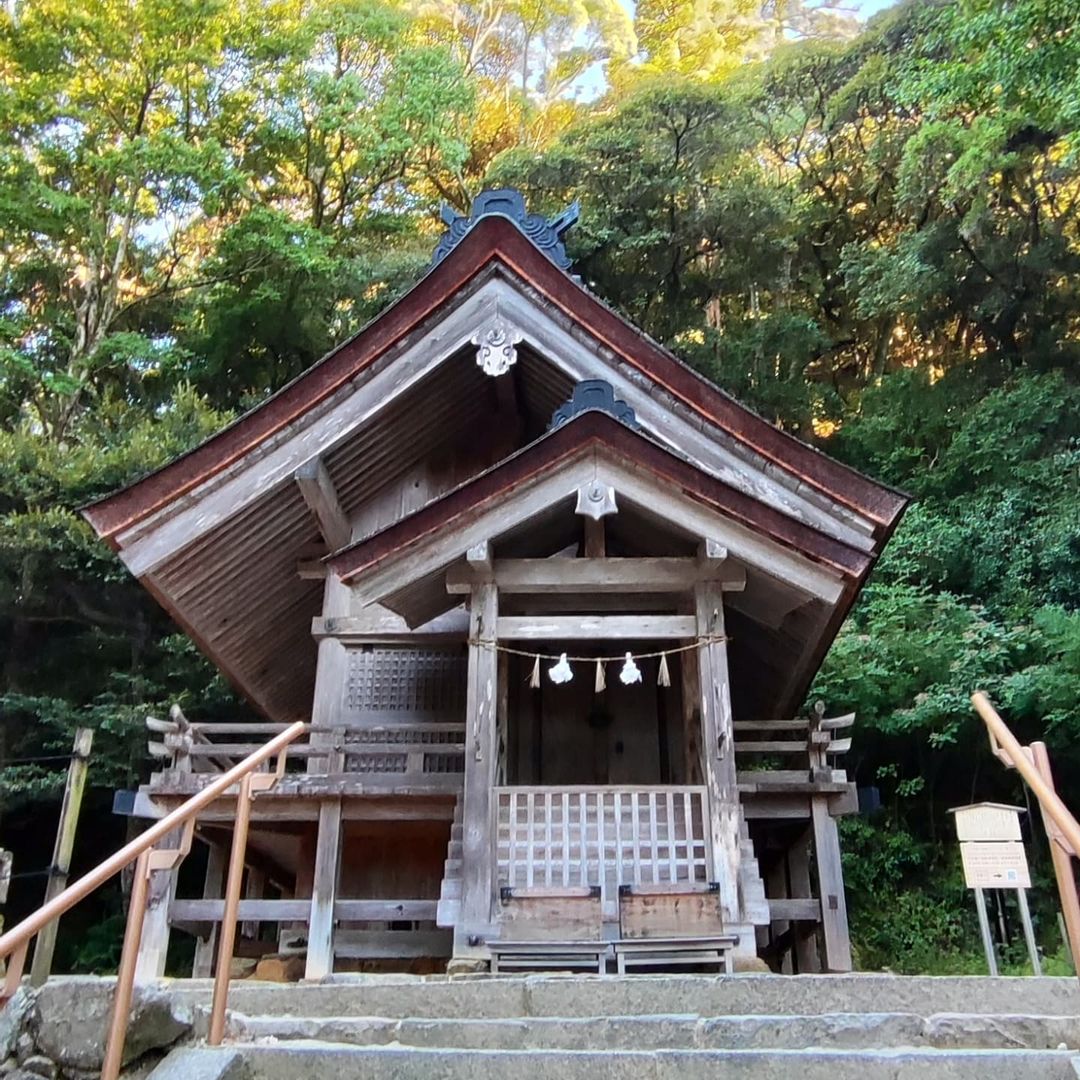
[432,188,579,269]
[550,379,638,431]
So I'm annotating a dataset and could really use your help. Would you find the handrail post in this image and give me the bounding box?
[101,849,153,1080]
[971,692,1080,978]
[208,772,256,1045]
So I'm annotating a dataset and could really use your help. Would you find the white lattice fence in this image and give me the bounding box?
[495,786,711,908]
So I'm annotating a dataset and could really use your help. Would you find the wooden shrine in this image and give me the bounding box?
[84,189,908,977]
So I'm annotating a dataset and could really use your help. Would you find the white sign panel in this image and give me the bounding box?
[953,806,1022,842]
[960,841,1031,889]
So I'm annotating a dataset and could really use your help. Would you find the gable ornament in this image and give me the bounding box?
[471,311,523,376]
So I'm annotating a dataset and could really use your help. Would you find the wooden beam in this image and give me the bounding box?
[313,605,469,640]
[446,558,746,595]
[497,614,696,640]
[172,898,438,924]
[29,728,92,987]
[334,929,452,959]
[295,458,351,552]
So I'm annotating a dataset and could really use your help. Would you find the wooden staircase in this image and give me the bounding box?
[436,796,463,928]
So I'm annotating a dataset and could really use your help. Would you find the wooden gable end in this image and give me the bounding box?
[81,198,907,722]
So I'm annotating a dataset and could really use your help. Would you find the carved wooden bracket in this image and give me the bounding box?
[575,481,618,520]
[471,310,523,376]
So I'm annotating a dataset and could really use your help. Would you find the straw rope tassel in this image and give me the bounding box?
[595,659,606,693]
[528,655,540,688]
[657,652,671,687]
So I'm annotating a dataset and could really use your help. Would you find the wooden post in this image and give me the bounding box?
[192,841,226,978]
[457,578,499,954]
[30,727,93,987]
[1030,741,1080,977]
[811,796,852,972]
[788,826,820,973]
[133,827,181,983]
[305,573,349,980]
[693,553,740,924]
[766,857,792,973]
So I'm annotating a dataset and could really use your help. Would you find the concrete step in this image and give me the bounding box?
[151,1043,1080,1080]
[220,1009,1080,1052]
[173,975,1080,1022]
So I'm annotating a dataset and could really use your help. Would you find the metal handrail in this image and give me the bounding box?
[0,720,307,1079]
[971,692,1080,976]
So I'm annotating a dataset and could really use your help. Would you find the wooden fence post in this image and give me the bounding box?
[30,727,93,987]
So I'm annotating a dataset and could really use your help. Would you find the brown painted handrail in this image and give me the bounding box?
[0,719,306,1079]
[971,692,1080,976]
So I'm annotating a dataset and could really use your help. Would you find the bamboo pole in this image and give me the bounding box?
[0,721,305,965]
[31,727,93,987]
[208,773,255,1046]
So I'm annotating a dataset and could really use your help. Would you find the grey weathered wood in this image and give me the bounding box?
[116,275,874,584]
[446,558,746,595]
[811,795,852,972]
[497,615,697,641]
[787,827,820,973]
[333,929,452,959]
[583,517,605,558]
[305,799,342,979]
[191,841,227,977]
[347,450,844,610]
[30,727,92,987]
[457,581,499,954]
[174,898,438,923]
[768,897,821,921]
[694,568,741,924]
[315,604,469,640]
[295,457,351,552]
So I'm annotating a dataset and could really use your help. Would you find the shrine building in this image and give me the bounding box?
[83,190,908,978]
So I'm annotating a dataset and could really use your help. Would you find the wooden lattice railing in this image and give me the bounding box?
[734,704,853,784]
[147,707,465,779]
[495,785,711,912]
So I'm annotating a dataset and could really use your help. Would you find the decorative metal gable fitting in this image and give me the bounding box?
[471,307,523,376]
[550,379,638,431]
[432,188,579,269]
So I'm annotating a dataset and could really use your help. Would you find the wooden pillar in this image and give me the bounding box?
[788,826,820,973]
[30,727,92,986]
[134,827,182,983]
[305,573,349,980]
[811,796,852,972]
[242,867,266,940]
[693,549,740,925]
[767,856,792,973]
[457,578,499,954]
[192,841,226,978]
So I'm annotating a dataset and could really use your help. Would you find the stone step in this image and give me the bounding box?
[150,1043,1080,1080]
[219,1010,1080,1052]
[177,975,1080,1022]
